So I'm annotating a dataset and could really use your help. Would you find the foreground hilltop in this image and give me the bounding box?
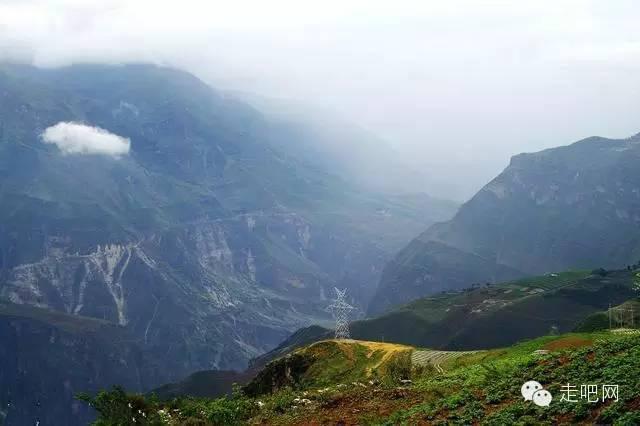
[84,331,640,424]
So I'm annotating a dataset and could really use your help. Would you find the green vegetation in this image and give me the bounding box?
[78,385,255,425]
[386,332,640,425]
[390,270,591,323]
[246,340,413,395]
[82,331,640,425]
[350,269,637,350]
[575,298,640,332]
[249,269,640,370]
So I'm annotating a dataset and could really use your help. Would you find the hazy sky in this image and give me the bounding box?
[1,0,640,199]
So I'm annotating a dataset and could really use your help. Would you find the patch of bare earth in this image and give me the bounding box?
[543,336,593,351]
[279,387,425,425]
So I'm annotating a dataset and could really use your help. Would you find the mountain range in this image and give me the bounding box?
[0,63,457,424]
[369,133,640,314]
[5,62,640,425]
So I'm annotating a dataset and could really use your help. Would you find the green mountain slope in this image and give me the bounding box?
[84,332,640,425]
[369,133,640,314]
[356,270,637,350]
[258,269,638,361]
[575,298,640,332]
[244,340,415,397]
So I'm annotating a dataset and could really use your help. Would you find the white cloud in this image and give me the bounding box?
[41,122,130,157]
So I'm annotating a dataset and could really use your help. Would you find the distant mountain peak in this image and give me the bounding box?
[370,129,640,314]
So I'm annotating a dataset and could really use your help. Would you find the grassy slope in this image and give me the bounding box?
[576,298,640,332]
[257,270,637,365]
[244,340,414,397]
[299,340,412,386]
[249,332,640,425]
[385,332,640,425]
[355,270,637,349]
[85,331,640,425]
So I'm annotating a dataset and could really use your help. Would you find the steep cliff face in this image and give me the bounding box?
[0,64,456,379]
[0,301,158,426]
[1,221,332,375]
[370,133,640,314]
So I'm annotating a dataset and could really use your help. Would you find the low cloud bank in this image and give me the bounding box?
[41,122,130,157]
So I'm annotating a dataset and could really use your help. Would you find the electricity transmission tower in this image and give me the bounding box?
[608,304,636,329]
[327,288,355,339]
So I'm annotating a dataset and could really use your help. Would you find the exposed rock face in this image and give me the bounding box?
[0,210,424,376]
[0,63,456,383]
[370,133,640,314]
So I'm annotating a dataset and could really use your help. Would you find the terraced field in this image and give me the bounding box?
[411,349,482,372]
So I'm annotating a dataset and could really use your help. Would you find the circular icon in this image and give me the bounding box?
[521,380,543,401]
[532,389,552,407]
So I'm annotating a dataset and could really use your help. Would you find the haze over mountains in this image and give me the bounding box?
[5,1,640,202]
[0,63,461,423]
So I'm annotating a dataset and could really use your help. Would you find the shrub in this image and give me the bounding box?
[77,386,163,425]
[412,361,436,379]
[385,351,412,383]
[268,387,297,414]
